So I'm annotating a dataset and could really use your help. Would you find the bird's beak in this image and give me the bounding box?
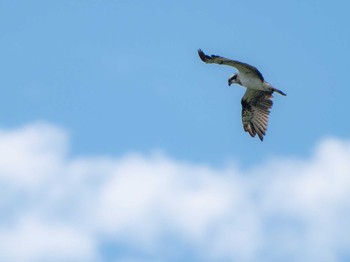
[228,80,232,86]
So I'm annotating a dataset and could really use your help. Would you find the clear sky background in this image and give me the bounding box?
[1,0,350,261]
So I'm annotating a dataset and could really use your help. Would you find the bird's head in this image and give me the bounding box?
[228,73,240,86]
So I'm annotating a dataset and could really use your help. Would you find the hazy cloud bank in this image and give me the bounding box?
[0,123,349,262]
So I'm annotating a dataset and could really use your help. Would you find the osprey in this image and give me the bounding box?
[198,49,286,141]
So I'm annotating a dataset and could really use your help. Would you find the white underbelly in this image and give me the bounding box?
[240,74,265,90]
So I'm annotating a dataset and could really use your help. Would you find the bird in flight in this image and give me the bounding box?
[198,49,286,141]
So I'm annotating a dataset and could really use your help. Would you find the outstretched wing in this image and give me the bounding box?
[241,89,273,141]
[198,49,264,81]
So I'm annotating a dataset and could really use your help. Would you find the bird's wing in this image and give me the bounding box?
[241,89,273,141]
[198,49,264,81]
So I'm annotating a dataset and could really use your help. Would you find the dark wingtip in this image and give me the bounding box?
[197,49,208,62]
[252,123,264,141]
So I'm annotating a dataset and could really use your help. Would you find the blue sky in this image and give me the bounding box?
[1,1,350,261]
[2,0,350,165]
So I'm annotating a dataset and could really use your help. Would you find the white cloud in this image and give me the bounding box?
[0,123,350,261]
[0,216,96,262]
[0,122,66,188]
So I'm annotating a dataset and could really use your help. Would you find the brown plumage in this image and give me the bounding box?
[241,90,273,141]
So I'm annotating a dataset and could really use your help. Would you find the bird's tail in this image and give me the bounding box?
[265,82,287,96]
[270,87,287,96]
